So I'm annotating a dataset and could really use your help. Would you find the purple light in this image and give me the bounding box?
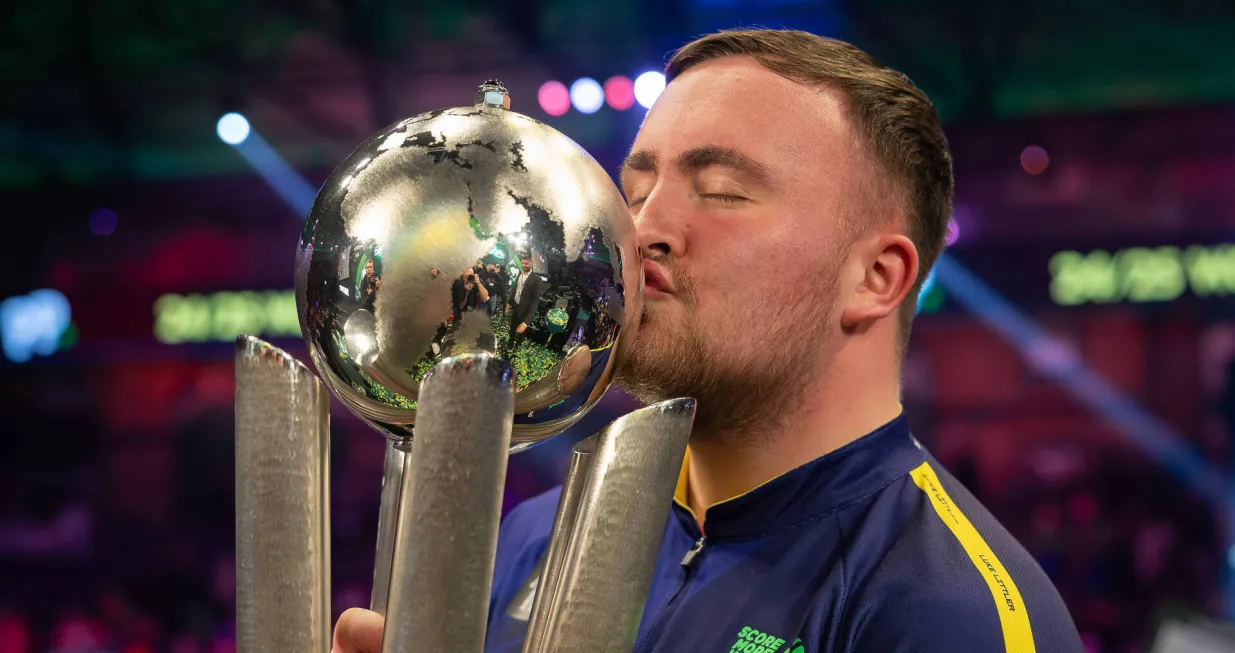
[89,208,118,237]
[945,218,960,245]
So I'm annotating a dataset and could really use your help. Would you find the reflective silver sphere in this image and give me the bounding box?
[296,83,641,449]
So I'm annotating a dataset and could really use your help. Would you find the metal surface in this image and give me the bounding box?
[369,439,411,617]
[381,353,515,653]
[540,398,696,652]
[234,336,331,653]
[521,436,595,653]
[295,81,641,447]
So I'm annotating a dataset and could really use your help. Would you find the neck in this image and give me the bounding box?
[685,337,903,525]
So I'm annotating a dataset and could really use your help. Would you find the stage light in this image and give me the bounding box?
[604,75,635,110]
[1020,145,1049,175]
[217,112,251,145]
[89,207,118,237]
[1,289,72,363]
[538,81,571,117]
[570,78,604,115]
[916,267,940,314]
[634,71,666,109]
[945,218,960,246]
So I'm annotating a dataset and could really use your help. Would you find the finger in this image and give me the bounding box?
[333,608,385,653]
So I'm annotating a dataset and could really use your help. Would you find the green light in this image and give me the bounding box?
[918,283,946,314]
[58,323,79,350]
[154,290,300,343]
[1049,243,1235,306]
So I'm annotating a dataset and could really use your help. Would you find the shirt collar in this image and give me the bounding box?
[671,412,925,540]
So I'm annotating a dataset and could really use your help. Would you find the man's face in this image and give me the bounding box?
[364,260,374,276]
[520,257,532,273]
[616,57,875,438]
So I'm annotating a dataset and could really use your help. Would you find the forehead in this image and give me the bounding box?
[632,57,867,183]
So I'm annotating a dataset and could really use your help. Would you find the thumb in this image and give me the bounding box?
[333,607,385,653]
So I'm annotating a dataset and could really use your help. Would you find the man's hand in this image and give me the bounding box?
[332,608,384,653]
[516,322,527,334]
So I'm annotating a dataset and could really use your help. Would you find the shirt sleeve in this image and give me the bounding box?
[848,585,1015,652]
[845,466,1084,653]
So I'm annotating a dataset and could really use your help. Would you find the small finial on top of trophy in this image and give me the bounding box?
[475,79,511,110]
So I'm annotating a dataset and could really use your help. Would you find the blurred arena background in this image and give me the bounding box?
[2,1,1235,651]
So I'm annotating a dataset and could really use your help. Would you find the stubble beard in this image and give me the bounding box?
[616,261,839,445]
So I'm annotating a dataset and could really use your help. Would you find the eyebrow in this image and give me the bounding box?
[620,145,773,188]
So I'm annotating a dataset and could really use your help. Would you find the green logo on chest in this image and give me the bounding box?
[728,626,796,653]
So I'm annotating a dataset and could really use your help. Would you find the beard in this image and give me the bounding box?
[616,256,839,444]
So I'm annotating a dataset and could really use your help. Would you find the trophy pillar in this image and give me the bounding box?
[382,353,515,653]
[234,336,332,653]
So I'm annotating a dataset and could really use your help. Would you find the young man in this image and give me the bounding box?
[334,29,1083,653]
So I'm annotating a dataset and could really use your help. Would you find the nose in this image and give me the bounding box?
[633,185,686,260]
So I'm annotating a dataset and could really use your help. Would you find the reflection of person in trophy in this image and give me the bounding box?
[451,267,490,324]
[482,264,503,316]
[429,267,440,280]
[333,28,1080,653]
[507,252,547,350]
[358,259,380,312]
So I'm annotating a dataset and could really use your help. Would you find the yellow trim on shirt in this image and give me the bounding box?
[674,447,691,508]
[909,461,1036,653]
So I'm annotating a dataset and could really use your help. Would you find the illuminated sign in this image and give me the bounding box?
[154,290,300,344]
[0,289,75,362]
[1049,244,1235,306]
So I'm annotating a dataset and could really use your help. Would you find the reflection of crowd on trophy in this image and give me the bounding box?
[418,227,623,395]
[308,229,626,403]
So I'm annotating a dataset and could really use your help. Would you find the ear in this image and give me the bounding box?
[839,233,919,328]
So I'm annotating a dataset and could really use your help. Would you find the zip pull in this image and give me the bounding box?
[680,536,706,568]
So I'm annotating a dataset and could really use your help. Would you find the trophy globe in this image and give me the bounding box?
[295,80,642,450]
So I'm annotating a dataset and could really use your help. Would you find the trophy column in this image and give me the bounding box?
[382,353,516,653]
[234,336,332,653]
[370,439,410,617]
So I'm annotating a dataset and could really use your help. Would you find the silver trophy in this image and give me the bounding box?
[234,80,695,653]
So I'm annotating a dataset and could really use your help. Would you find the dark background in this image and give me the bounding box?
[2,1,1235,651]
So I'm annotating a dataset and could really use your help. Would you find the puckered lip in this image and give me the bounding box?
[642,259,674,297]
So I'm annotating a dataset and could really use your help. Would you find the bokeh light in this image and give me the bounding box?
[537,81,570,117]
[89,208,118,237]
[216,112,251,145]
[604,75,635,110]
[1020,145,1050,175]
[945,218,960,245]
[633,71,666,109]
[569,77,604,114]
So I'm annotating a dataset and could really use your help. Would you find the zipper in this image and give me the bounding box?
[632,536,707,653]
[679,536,706,568]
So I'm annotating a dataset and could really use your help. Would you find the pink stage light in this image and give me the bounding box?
[604,75,635,110]
[538,81,571,117]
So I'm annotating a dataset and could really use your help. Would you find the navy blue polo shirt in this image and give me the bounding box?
[485,413,1083,652]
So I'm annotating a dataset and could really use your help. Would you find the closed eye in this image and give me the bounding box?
[701,193,747,204]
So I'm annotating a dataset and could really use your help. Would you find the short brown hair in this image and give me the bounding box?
[667,29,953,348]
